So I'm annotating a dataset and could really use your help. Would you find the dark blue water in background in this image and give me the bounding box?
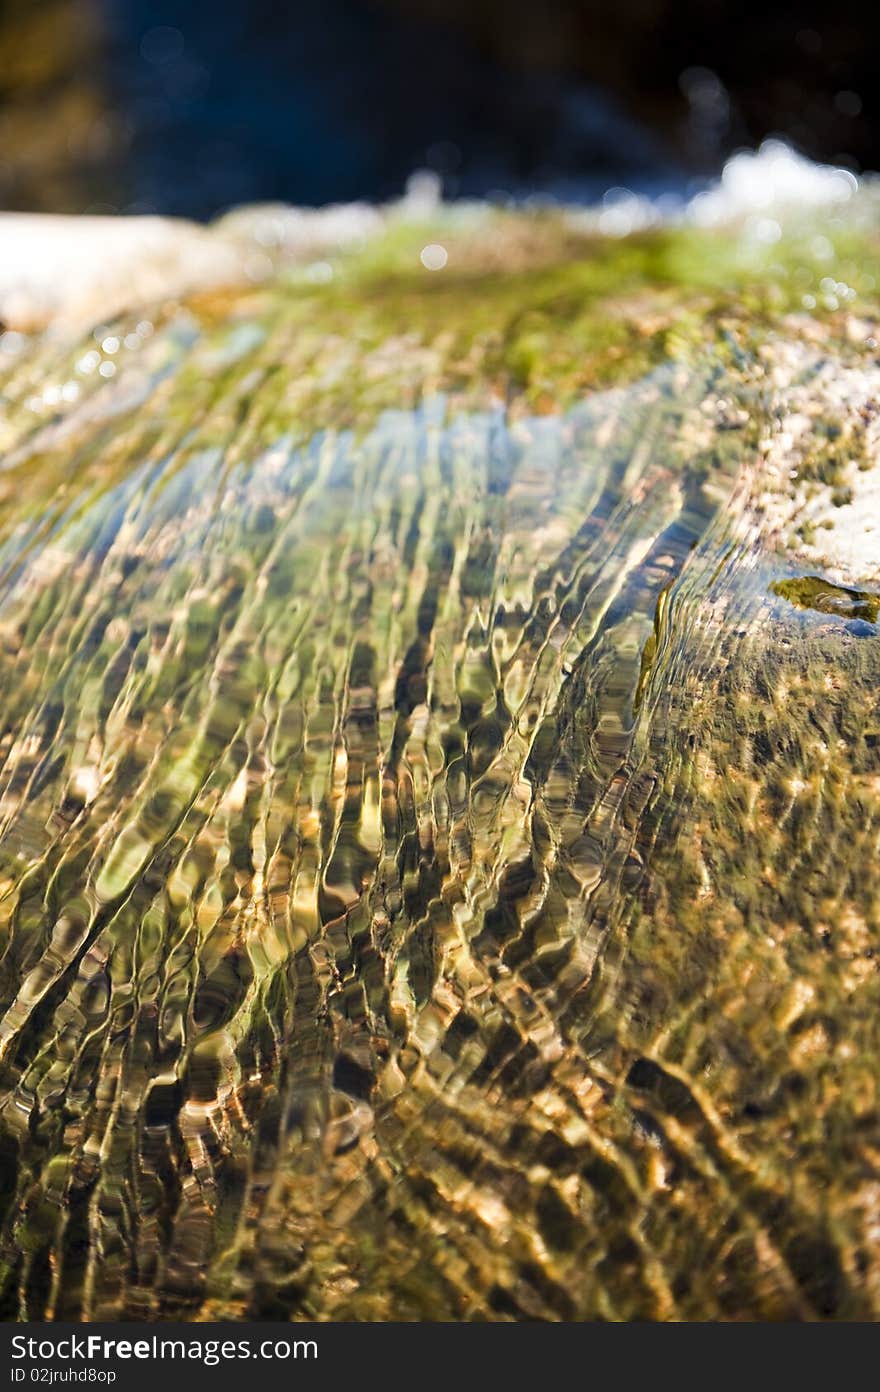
[0,0,875,218]
[100,0,676,216]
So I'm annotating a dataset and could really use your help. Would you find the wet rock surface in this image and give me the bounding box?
[0,201,878,1319]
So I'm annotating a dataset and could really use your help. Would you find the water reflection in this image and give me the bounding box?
[0,309,877,1319]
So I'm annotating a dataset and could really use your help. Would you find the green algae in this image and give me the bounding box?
[771,575,880,624]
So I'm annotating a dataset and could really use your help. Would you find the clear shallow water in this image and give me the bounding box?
[0,309,878,1320]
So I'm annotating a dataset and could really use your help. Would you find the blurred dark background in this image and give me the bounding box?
[0,0,876,218]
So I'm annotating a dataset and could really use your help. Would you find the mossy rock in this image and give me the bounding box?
[0,194,878,1320]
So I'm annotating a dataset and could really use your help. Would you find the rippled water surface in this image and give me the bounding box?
[0,304,878,1320]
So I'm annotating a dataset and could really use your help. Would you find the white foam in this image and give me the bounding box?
[688,139,859,226]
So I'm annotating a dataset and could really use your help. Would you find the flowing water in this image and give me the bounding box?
[0,263,878,1320]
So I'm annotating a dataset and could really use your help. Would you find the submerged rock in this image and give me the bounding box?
[771,575,880,623]
[0,178,878,1320]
